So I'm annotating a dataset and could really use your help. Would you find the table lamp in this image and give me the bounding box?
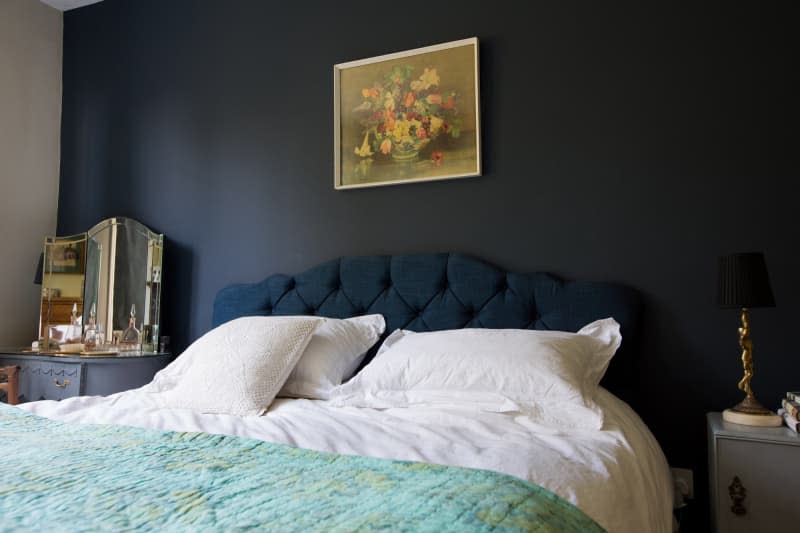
[718,252,781,426]
[34,252,43,285]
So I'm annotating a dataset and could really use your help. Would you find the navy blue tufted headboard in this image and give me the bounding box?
[212,253,641,397]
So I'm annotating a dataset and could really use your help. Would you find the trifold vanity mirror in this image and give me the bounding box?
[39,217,164,353]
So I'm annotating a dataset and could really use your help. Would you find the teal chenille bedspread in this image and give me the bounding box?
[0,404,604,532]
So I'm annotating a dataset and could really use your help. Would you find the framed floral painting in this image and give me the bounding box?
[45,239,85,274]
[334,37,481,189]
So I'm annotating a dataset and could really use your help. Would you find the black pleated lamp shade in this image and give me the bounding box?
[718,252,775,309]
[33,252,43,285]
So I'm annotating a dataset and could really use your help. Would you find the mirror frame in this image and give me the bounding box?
[39,218,164,353]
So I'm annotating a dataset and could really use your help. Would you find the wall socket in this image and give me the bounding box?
[672,467,694,500]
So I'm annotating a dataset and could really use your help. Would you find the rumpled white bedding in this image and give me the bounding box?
[21,387,672,533]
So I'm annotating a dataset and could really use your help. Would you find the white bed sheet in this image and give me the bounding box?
[21,387,672,533]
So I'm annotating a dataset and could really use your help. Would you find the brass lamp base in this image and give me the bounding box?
[723,397,782,427]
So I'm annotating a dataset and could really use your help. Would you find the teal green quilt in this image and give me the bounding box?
[0,404,604,532]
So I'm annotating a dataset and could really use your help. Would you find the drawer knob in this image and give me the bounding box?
[728,476,747,515]
[53,379,71,389]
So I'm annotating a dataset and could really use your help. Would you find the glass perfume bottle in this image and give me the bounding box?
[83,302,98,349]
[65,302,83,343]
[121,304,141,350]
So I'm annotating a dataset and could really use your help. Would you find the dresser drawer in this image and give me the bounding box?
[17,360,84,402]
[715,437,800,532]
[0,352,170,403]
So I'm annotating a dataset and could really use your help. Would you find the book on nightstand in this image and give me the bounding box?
[782,398,800,419]
[777,408,800,433]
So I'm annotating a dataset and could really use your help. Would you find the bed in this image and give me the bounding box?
[2,253,672,532]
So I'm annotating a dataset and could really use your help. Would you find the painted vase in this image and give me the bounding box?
[391,145,419,162]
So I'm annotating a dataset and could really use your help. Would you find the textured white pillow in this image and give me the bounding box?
[279,314,385,400]
[332,318,621,429]
[155,316,320,416]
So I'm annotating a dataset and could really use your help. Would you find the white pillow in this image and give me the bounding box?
[279,314,385,399]
[154,316,320,416]
[332,318,621,429]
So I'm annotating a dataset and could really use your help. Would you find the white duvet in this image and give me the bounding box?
[21,387,672,533]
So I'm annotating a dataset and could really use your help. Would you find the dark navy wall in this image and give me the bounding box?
[58,1,795,528]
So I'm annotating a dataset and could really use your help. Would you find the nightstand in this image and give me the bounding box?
[0,350,171,403]
[707,412,800,532]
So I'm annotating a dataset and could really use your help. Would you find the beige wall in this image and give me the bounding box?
[0,0,63,345]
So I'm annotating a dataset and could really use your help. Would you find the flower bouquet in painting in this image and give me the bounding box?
[352,65,462,166]
[334,38,479,189]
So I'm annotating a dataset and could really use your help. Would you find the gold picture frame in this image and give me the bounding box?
[334,37,481,189]
[45,237,86,275]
